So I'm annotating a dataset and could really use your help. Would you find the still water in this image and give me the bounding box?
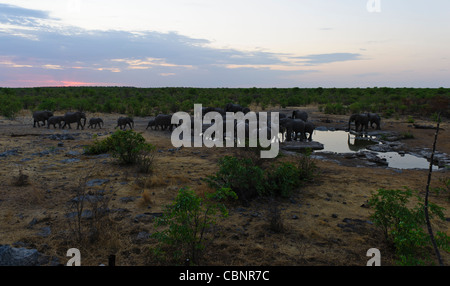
[312,130,437,170]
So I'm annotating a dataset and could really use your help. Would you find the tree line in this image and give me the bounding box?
[1,86,448,119]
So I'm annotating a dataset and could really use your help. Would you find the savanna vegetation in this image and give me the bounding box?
[1,86,449,119]
[1,86,449,266]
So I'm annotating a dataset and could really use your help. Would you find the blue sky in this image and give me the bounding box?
[0,0,449,88]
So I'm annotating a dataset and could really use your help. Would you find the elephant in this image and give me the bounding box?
[146,118,157,130]
[367,113,381,130]
[212,107,226,117]
[62,111,86,130]
[225,103,250,114]
[116,117,134,130]
[282,118,306,141]
[33,110,53,127]
[348,113,369,133]
[304,121,315,141]
[154,114,174,131]
[88,118,104,129]
[47,116,64,129]
[292,110,308,122]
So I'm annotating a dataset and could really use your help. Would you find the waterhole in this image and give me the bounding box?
[312,130,439,170]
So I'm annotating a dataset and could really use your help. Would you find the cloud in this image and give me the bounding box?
[293,53,363,65]
[0,3,51,20]
[0,4,362,87]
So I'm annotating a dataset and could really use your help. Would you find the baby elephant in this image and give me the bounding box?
[47,116,65,129]
[146,118,157,130]
[88,118,104,129]
[116,117,134,130]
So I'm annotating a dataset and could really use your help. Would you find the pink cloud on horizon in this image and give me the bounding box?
[1,77,120,88]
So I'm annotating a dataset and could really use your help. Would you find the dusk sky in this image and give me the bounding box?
[1,0,449,88]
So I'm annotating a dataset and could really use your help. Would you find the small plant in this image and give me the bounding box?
[368,188,450,265]
[151,187,236,265]
[407,115,415,123]
[402,131,414,139]
[136,144,156,173]
[11,168,29,187]
[297,148,318,182]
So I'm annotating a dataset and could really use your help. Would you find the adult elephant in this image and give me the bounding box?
[116,117,134,130]
[348,113,369,132]
[292,110,308,122]
[88,118,104,129]
[225,103,250,114]
[62,111,86,130]
[283,118,306,141]
[367,113,381,130]
[154,114,174,131]
[47,116,64,129]
[304,121,315,141]
[33,110,53,127]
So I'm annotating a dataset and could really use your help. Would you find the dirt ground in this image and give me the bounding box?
[0,105,449,266]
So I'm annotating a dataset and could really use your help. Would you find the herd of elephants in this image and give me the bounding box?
[31,103,382,142]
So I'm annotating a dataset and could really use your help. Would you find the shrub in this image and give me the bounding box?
[266,162,301,198]
[369,188,450,265]
[83,134,114,155]
[297,148,318,182]
[205,156,266,203]
[206,154,318,203]
[151,187,236,265]
[0,92,22,119]
[84,130,156,169]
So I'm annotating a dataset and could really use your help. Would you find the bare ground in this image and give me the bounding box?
[0,106,449,266]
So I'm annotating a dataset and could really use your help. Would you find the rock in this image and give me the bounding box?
[281,141,324,151]
[135,231,150,243]
[120,196,137,203]
[65,210,94,219]
[0,245,40,266]
[86,179,110,187]
[0,149,19,157]
[66,150,80,156]
[27,218,38,229]
[60,158,80,163]
[36,227,51,237]
[134,212,163,223]
[315,126,329,131]
[47,134,75,140]
[70,194,104,204]
[413,123,442,130]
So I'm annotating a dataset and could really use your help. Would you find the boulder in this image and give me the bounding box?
[0,245,58,266]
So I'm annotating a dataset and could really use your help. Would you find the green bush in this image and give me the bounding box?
[84,130,156,168]
[151,187,236,265]
[369,188,450,265]
[266,162,301,198]
[205,156,266,202]
[206,154,318,202]
[0,92,22,119]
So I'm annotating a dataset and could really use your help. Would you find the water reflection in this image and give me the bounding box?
[312,130,377,153]
[312,130,438,170]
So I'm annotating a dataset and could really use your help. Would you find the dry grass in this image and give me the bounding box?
[0,108,449,266]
